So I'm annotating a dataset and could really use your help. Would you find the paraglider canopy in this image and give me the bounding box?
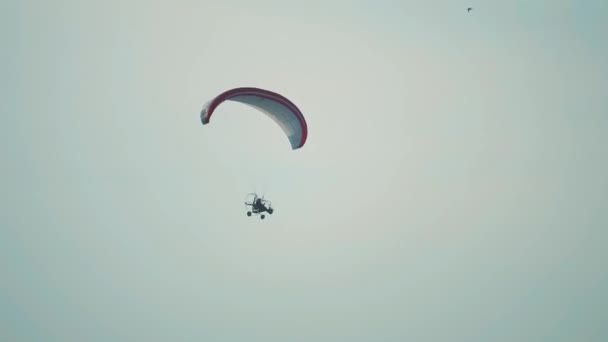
[201,87,308,150]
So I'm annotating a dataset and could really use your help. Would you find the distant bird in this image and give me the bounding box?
[467,7,473,12]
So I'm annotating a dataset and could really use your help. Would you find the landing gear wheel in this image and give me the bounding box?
[261,214,265,219]
[247,211,252,217]
[268,208,273,214]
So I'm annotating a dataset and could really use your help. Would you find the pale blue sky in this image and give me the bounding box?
[2,0,607,341]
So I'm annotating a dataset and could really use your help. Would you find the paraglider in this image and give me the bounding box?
[200,86,307,220]
[244,193,274,219]
[200,87,308,150]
